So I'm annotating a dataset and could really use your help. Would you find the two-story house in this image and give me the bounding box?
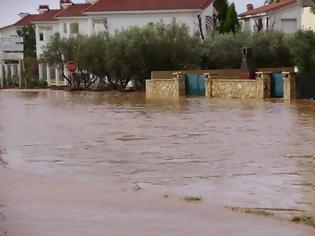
[2,0,218,86]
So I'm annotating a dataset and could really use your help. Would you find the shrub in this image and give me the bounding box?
[201,31,250,69]
[251,30,292,68]
[287,30,315,74]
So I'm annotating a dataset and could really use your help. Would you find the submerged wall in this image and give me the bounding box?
[146,72,185,98]
[146,71,296,100]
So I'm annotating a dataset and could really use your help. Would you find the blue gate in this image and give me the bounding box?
[185,74,205,96]
[270,73,284,98]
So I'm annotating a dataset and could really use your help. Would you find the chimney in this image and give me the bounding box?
[60,0,73,9]
[246,4,254,11]
[38,5,49,14]
[18,12,30,19]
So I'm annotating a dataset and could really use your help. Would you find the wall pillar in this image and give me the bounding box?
[46,64,51,86]
[172,72,185,96]
[38,64,44,80]
[204,73,218,97]
[55,68,60,86]
[256,72,271,99]
[18,61,22,88]
[10,64,15,80]
[283,72,296,100]
[4,64,9,79]
[0,63,4,88]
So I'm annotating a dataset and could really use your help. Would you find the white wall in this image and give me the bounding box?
[88,5,215,36]
[0,27,19,38]
[302,7,315,31]
[35,23,59,58]
[58,17,90,38]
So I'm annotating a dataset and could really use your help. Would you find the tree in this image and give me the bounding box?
[42,33,79,87]
[75,34,110,88]
[17,25,36,58]
[107,20,201,90]
[222,3,240,33]
[214,0,229,31]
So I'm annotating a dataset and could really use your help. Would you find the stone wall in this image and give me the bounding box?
[147,71,296,99]
[146,73,185,99]
[204,72,271,99]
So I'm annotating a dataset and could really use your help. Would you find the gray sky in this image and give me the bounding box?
[0,0,265,28]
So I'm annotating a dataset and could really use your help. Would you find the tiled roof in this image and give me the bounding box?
[85,0,214,12]
[55,3,91,18]
[239,0,297,17]
[32,9,62,22]
[0,14,38,31]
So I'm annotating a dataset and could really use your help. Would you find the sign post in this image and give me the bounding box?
[66,61,77,73]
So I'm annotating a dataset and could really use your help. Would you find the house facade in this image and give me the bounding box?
[238,0,315,33]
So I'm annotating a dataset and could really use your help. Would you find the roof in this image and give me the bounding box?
[0,14,38,31]
[239,0,297,17]
[32,9,62,22]
[85,0,214,12]
[55,3,91,18]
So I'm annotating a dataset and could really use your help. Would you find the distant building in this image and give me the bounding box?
[238,0,315,33]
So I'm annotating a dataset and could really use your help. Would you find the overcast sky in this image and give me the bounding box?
[0,0,265,28]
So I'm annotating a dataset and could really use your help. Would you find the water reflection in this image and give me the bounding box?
[0,90,314,216]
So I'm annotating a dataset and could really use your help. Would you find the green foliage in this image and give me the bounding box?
[287,30,315,74]
[202,31,250,69]
[214,0,239,33]
[202,30,292,69]
[222,3,240,33]
[214,0,229,26]
[252,30,293,68]
[17,25,36,58]
[107,20,201,89]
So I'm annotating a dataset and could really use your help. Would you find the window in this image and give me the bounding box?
[39,32,44,41]
[281,19,297,34]
[266,17,269,29]
[70,23,79,34]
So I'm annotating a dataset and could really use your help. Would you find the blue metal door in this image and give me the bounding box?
[185,74,205,96]
[270,73,284,98]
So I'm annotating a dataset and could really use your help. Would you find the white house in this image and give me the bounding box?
[84,0,217,36]
[238,0,315,33]
[31,0,217,86]
[1,0,217,86]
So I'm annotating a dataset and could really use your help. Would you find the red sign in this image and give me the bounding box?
[66,61,77,73]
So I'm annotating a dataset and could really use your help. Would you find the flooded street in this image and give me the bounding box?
[0,89,315,217]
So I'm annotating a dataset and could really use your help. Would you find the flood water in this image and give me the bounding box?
[0,90,315,216]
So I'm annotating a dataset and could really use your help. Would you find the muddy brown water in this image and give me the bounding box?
[0,90,315,216]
